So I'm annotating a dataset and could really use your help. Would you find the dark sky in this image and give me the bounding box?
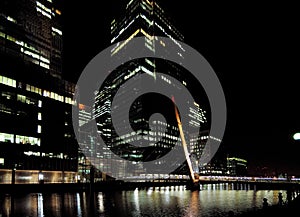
[63,1,298,175]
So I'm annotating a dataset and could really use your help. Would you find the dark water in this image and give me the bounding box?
[0,184,286,217]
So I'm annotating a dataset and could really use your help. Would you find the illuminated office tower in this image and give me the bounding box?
[93,0,209,180]
[227,157,247,176]
[189,101,207,173]
[194,130,227,175]
[79,104,92,127]
[0,0,78,183]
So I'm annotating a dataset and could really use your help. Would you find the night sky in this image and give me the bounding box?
[63,1,298,175]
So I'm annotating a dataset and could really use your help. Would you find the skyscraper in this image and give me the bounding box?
[0,0,78,183]
[227,157,247,176]
[89,0,209,180]
[194,130,227,175]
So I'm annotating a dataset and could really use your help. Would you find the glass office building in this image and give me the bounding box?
[227,157,248,176]
[0,0,78,183]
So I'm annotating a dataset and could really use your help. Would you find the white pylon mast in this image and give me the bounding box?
[172,96,197,183]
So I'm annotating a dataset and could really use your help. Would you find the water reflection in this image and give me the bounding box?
[76,193,82,217]
[185,191,199,217]
[97,192,104,213]
[0,184,287,217]
[37,193,44,217]
[133,188,140,215]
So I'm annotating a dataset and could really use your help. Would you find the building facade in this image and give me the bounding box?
[193,130,227,175]
[227,157,248,176]
[0,0,78,183]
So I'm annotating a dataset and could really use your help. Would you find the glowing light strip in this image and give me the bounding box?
[36,1,52,19]
[36,7,51,19]
[227,157,247,163]
[111,15,138,43]
[145,0,153,6]
[7,16,17,23]
[111,12,154,44]
[126,0,134,8]
[145,58,155,67]
[36,1,51,13]
[51,27,62,35]
[124,66,140,80]
[140,14,153,26]
[0,75,16,88]
[155,22,185,52]
[140,28,153,40]
[141,66,154,76]
[172,97,197,183]
[111,29,140,55]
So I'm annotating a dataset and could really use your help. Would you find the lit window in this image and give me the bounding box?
[37,125,41,133]
[0,75,16,88]
[15,40,24,46]
[25,43,39,53]
[51,27,62,36]
[38,100,42,107]
[40,56,50,63]
[2,76,7,84]
[0,132,14,143]
[6,35,16,42]
[17,94,26,103]
[43,90,50,97]
[24,50,39,59]
[7,78,12,86]
[0,31,5,38]
[38,112,42,120]
[40,62,49,69]
[15,135,40,145]
[55,9,61,15]
[36,1,52,19]
[65,97,73,104]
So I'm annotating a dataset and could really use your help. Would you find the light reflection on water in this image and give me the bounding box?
[0,184,286,217]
